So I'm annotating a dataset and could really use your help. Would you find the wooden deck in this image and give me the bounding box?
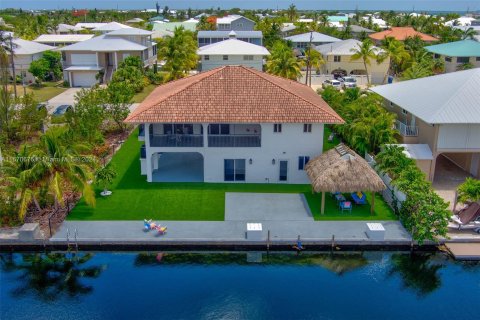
[445,242,480,260]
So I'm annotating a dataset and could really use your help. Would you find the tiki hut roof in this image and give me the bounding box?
[305,144,386,193]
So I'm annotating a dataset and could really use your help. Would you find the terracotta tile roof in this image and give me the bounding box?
[369,27,438,42]
[125,66,344,124]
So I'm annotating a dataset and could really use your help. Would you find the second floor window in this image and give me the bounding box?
[205,55,210,61]
[457,57,469,63]
[333,55,341,62]
[243,55,254,61]
[298,156,310,170]
[445,56,452,62]
[273,123,282,133]
[303,124,312,133]
[223,55,229,61]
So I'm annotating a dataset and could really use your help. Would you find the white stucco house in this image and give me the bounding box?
[315,39,389,84]
[125,65,344,183]
[284,32,341,49]
[197,33,270,71]
[7,36,55,82]
[59,27,157,87]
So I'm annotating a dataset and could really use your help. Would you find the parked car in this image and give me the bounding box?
[322,79,342,90]
[339,76,357,89]
[52,104,72,116]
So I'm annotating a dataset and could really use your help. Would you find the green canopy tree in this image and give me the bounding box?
[350,38,378,85]
[266,41,302,80]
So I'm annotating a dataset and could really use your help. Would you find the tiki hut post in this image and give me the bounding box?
[371,192,375,214]
[321,192,326,215]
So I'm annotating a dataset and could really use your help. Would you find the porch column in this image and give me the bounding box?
[68,72,73,87]
[202,123,209,147]
[321,192,325,215]
[144,123,153,182]
[96,52,99,67]
[114,52,118,69]
[428,153,438,182]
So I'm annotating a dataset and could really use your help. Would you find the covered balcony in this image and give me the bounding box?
[149,123,204,147]
[395,120,418,137]
[207,124,261,147]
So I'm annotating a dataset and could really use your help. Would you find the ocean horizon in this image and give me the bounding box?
[0,0,478,13]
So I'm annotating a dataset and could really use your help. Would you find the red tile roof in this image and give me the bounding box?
[369,27,438,42]
[125,66,344,124]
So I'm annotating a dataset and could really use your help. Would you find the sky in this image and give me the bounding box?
[0,0,478,12]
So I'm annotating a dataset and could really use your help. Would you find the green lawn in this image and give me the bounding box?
[323,125,341,151]
[9,83,68,102]
[132,84,158,103]
[68,129,395,221]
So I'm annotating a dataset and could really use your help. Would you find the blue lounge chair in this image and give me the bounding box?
[351,192,367,205]
[339,201,352,212]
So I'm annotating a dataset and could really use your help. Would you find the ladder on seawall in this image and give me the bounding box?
[66,228,79,252]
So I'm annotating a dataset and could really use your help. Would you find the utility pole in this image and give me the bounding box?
[9,36,17,98]
[304,30,313,86]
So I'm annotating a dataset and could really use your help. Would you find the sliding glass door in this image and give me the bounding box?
[224,159,246,181]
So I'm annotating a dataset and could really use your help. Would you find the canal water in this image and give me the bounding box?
[1,251,479,319]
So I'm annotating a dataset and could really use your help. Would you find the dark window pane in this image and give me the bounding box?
[220,124,230,134]
[210,124,220,135]
[163,124,173,134]
[280,161,288,181]
[235,159,246,181]
[224,160,234,181]
[298,157,304,170]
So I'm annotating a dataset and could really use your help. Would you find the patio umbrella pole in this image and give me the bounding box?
[321,192,325,215]
[370,192,375,215]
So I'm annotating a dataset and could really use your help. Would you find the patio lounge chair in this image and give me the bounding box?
[340,201,352,213]
[351,192,367,205]
[154,225,167,235]
[450,202,480,232]
[328,133,335,142]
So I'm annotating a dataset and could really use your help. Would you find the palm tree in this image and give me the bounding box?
[157,26,198,81]
[303,47,325,85]
[377,37,410,82]
[461,27,476,40]
[266,41,302,80]
[350,39,378,85]
[286,4,298,22]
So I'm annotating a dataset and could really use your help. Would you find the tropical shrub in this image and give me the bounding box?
[457,178,480,204]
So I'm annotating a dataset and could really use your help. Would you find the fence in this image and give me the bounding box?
[365,153,406,212]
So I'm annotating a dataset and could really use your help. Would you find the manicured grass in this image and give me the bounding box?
[68,129,395,221]
[132,84,158,103]
[323,125,341,151]
[9,83,68,102]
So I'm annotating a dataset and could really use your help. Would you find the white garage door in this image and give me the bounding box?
[73,72,97,87]
[71,53,97,66]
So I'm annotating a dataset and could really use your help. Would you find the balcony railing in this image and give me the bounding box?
[208,134,261,147]
[395,120,418,137]
[149,134,203,147]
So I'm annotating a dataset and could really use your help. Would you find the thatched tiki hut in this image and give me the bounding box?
[305,144,386,214]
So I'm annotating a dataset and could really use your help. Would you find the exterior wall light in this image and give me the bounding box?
[272,159,276,165]
[249,158,253,165]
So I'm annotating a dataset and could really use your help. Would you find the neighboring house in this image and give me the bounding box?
[60,27,157,87]
[55,23,82,34]
[7,37,55,82]
[362,16,388,29]
[125,65,343,183]
[74,23,108,30]
[34,34,95,47]
[371,69,480,181]
[92,22,132,33]
[216,15,255,31]
[197,33,270,71]
[369,27,438,44]
[125,18,145,24]
[444,17,476,27]
[315,39,389,84]
[198,30,263,47]
[151,21,198,38]
[337,25,375,39]
[149,15,165,23]
[284,32,341,49]
[425,40,480,73]
[281,23,297,37]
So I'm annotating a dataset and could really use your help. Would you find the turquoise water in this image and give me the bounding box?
[1,251,479,320]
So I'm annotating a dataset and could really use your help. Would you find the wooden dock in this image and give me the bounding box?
[445,242,480,260]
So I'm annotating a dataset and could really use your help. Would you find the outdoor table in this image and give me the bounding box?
[366,223,385,240]
[335,194,346,203]
[246,223,263,241]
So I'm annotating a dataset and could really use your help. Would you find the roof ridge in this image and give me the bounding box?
[242,67,344,122]
[430,69,479,123]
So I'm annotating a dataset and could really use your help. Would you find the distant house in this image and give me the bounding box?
[7,36,55,82]
[425,40,480,73]
[337,25,374,39]
[315,39,389,83]
[284,32,341,49]
[198,30,263,47]
[55,24,82,34]
[281,23,296,37]
[216,15,255,31]
[151,21,198,39]
[34,34,94,47]
[60,27,157,87]
[125,18,145,24]
[74,23,108,30]
[369,27,438,44]
[92,22,132,33]
[125,65,343,183]
[197,33,270,71]
[372,69,480,181]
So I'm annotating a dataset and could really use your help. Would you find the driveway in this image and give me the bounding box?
[47,88,83,113]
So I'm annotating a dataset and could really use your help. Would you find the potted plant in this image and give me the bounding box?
[95,165,117,196]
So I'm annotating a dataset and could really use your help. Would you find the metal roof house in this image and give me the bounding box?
[59,27,157,87]
[216,15,255,31]
[371,69,480,181]
[315,39,389,84]
[425,40,480,73]
[34,34,95,47]
[284,32,341,49]
[125,65,343,183]
[197,33,270,71]
[198,30,263,47]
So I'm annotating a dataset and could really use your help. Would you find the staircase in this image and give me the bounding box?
[104,66,114,84]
